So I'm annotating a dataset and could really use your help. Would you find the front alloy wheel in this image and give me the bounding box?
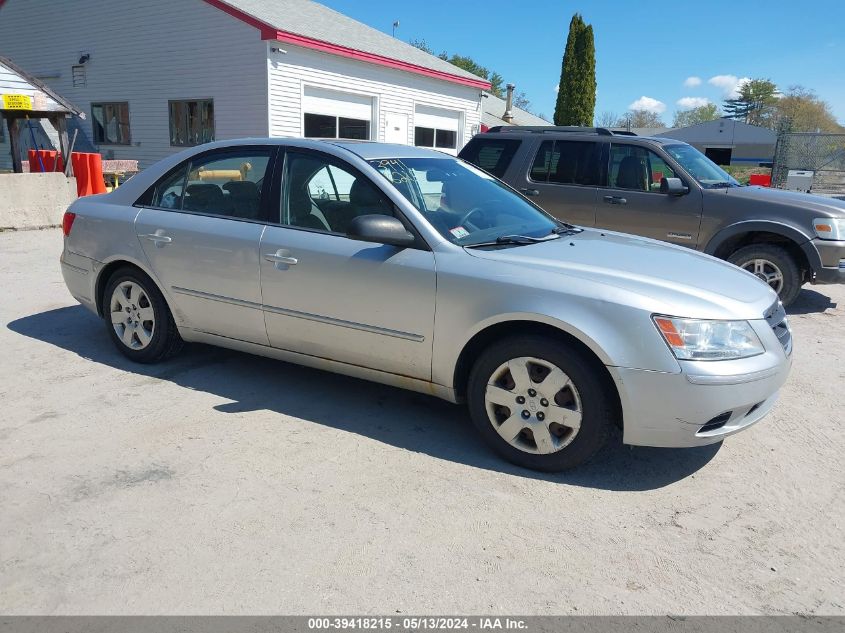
[467,336,614,471]
[485,357,583,455]
[740,258,784,295]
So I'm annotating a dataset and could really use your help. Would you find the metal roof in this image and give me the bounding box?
[481,92,549,128]
[208,0,490,89]
[0,55,83,116]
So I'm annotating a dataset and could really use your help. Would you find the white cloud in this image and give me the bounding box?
[683,76,702,88]
[554,84,559,93]
[676,96,711,109]
[708,74,750,98]
[628,96,666,114]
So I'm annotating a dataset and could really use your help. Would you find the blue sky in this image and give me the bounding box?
[319,0,845,124]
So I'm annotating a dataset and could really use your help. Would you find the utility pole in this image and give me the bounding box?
[392,20,400,37]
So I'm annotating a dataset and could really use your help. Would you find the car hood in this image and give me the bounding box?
[464,229,777,320]
[722,185,845,217]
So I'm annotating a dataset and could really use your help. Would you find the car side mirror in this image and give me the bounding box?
[660,177,689,196]
[347,214,416,247]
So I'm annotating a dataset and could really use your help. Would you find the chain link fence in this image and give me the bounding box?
[772,125,845,193]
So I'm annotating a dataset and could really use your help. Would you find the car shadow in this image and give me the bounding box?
[788,288,837,315]
[7,305,721,491]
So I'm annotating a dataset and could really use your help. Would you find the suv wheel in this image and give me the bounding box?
[728,244,802,306]
[104,267,183,363]
[467,336,614,471]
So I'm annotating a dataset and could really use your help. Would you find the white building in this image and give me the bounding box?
[0,0,490,170]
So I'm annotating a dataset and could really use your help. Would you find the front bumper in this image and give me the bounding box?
[610,319,792,448]
[810,238,845,284]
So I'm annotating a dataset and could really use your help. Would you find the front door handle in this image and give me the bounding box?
[141,232,172,247]
[603,195,627,205]
[520,188,540,196]
[264,250,298,270]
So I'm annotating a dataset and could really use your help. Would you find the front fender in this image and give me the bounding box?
[704,221,820,270]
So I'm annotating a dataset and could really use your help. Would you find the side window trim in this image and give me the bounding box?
[134,145,279,224]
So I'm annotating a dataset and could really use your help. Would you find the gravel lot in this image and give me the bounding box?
[1,228,843,615]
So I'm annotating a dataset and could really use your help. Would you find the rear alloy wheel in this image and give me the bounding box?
[728,244,802,306]
[103,268,183,363]
[467,336,614,471]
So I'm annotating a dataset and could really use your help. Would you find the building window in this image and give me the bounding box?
[169,99,214,147]
[414,127,457,150]
[303,113,370,140]
[91,102,131,145]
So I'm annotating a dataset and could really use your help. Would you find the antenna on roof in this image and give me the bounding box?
[392,20,400,37]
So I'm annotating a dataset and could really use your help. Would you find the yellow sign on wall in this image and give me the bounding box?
[2,94,33,110]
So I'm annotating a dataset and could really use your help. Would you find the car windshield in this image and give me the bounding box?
[368,157,561,246]
[663,143,740,188]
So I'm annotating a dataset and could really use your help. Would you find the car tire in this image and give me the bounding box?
[103,267,183,363]
[467,335,614,472]
[727,244,802,306]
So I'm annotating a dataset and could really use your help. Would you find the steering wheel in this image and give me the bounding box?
[458,200,502,230]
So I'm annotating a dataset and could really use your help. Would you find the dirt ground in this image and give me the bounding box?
[1,228,843,615]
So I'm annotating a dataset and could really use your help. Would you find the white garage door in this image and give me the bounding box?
[302,86,374,140]
[414,105,462,155]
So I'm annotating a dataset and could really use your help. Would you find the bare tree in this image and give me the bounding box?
[595,111,619,127]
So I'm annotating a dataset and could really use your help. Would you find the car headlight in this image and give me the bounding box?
[653,316,764,361]
[813,218,845,240]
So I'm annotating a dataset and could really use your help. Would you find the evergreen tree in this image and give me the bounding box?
[554,14,596,126]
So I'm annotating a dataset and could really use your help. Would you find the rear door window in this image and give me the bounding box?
[530,140,602,186]
[458,137,521,179]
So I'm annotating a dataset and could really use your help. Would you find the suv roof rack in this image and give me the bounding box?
[486,125,619,136]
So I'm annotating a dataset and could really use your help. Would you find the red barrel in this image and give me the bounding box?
[87,153,107,194]
[71,152,92,197]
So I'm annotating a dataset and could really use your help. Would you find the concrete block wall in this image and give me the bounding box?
[0,173,78,230]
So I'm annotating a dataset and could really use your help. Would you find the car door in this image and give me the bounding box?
[513,138,601,227]
[134,145,276,345]
[259,148,436,380]
[595,143,703,247]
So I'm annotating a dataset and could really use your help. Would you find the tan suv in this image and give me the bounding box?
[459,126,845,305]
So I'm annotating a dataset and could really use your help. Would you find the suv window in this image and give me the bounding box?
[609,144,678,192]
[530,140,602,186]
[282,152,394,234]
[458,137,521,178]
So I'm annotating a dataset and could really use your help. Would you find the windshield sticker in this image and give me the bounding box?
[449,226,470,239]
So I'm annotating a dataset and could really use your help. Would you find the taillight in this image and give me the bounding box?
[62,211,76,236]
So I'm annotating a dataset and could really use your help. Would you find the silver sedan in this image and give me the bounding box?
[60,139,792,471]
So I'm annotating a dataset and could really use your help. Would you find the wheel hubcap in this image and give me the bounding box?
[742,258,784,294]
[110,281,155,350]
[484,356,583,455]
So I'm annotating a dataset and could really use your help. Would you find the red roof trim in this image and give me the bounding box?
[202,0,491,91]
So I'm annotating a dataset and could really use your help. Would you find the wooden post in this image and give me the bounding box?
[7,115,23,173]
[49,115,70,172]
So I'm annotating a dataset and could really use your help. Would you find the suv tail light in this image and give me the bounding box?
[62,211,76,236]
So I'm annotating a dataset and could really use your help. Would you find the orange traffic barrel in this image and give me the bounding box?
[71,152,92,197]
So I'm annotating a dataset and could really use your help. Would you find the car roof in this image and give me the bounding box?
[187,137,457,161]
[473,128,683,146]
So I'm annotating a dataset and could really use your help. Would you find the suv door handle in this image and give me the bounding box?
[520,188,540,196]
[264,250,298,269]
[603,195,627,205]
[141,232,172,247]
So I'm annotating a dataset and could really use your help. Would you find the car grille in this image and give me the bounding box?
[765,301,792,355]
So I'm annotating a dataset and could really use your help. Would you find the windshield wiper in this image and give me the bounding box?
[551,223,582,235]
[465,234,559,249]
[707,181,739,188]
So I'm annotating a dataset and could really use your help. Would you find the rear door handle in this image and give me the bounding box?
[264,250,298,269]
[141,232,172,247]
[603,195,627,205]
[520,188,540,196]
